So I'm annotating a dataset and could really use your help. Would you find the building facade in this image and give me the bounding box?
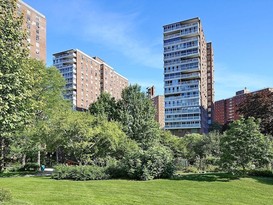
[53,49,128,110]
[163,17,212,136]
[17,0,46,62]
[206,42,214,125]
[213,88,273,125]
[147,86,165,128]
[152,95,165,128]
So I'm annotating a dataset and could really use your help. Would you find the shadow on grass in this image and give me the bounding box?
[251,176,273,186]
[172,172,240,182]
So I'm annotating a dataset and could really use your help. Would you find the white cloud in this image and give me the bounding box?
[52,0,162,69]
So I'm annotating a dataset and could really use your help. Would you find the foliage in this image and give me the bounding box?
[121,144,175,180]
[181,165,199,173]
[0,188,12,202]
[237,90,273,136]
[178,132,222,172]
[19,163,40,171]
[0,0,36,170]
[159,130,184,158]
[60,112,131,165]
[51,165,109,181]
[182,133,206,164]
[247,169,273,177]
[89,92,118,121]
[117,84,160,149]
[220,117,273,173]
[6,63,69,167]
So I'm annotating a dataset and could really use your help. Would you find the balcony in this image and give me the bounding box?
[164,37,198,46]
[165,122,201,129]
[164,22,198,33]
[54,52,76,59]
[164,58,198,67]
[165,72,200,80]
[164,64,199,74]
[165,116,201,122]
[165,108,200,115]
[164,49,199,60]
[164,27,199,40]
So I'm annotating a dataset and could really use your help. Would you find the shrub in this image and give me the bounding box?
[0,188,12,202]
[52,165,109,181]
[247,169,273,177]
[182,166,199,173]
[19,163,40,171]
[121,145,175,180]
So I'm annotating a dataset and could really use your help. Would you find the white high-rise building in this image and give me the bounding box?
[163,17,213,136]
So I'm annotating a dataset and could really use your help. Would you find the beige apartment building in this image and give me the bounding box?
[53,49,128,110]
[17,0,46,62]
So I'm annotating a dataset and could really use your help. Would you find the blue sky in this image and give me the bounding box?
[24,0,273,101]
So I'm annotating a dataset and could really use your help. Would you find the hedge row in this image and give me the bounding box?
[51,165,109,180]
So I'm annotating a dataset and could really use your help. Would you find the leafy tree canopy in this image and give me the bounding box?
[237,90,273,136]
[220,117,272,173]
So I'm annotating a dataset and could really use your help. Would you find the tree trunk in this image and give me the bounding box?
[37,150,41,168]
[0,137,5,172]
[22,154,26,166]
[56,147,59,164]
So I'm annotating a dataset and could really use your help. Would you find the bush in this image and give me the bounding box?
[19,163,40,171]
[247,169,273,177]
[121,145,175,180]
[182,166,199,173]
[0,188,12,202]
[52,165,109,181]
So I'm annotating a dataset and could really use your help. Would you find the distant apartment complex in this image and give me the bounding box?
[163,17,214,136]
[213,88,273,125]
[53,49,128,110]
[17,0,46,62]
[147,86,165,128]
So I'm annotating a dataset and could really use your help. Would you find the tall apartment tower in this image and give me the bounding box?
[17,0,46,62]
[206,42,214,125]
[163,17,211,136]
[53,49,128,110]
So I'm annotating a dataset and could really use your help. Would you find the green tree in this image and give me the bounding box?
[0,0,34,171]
[60,111,130,165]
[10,61,69,166]
[220,117,272,173]
[117,84,160,148]
[182,133,206,168]
[159,130,184,158]
[237,90,273,136]
[89,92,117,121]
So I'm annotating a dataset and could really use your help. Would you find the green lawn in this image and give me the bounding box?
[1,173,273,205]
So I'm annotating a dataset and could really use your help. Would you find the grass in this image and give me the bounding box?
[0,173,273,205]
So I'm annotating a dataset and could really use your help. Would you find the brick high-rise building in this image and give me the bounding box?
[163,17,213,136]
[152,95,165,129]
[17,0,46,62]
[147,86,165,128]
[206,42,214,125]
[213,88,273,125]
[53,49,128,110]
